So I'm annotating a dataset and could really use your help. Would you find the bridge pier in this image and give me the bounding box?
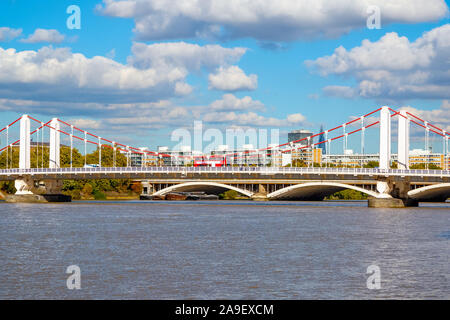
[251,184,269,201]
[6,178,71,203]
[5,115,70,203]
[368,198,418,208]
[369,179,418,207]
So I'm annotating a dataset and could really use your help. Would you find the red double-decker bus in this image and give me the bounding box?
[193,156,227,167]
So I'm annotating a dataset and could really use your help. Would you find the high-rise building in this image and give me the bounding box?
[288,129,313,145]
[317,125,326,154]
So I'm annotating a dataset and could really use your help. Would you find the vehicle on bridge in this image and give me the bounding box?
[193,156,226,167]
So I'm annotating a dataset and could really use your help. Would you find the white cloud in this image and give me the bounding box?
[21,29,65,43]
[0,98,173,117]
[0,93,307,139]
[287,113,306,124]
[210,94,264,111]
[0,41,253,104]
[70,119,102,130]
[97,0,449,41]
[208,66,257,91]
[401,101,450,132]
[201,95,305,128]
[0,27,22,41]
[0,46,191,103]
[308,24,450,101]
[203,111,306,127]
[129,41,246,71]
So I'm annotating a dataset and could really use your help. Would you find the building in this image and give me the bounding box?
[120,147,159,167]
[317,125,327,155]
[122,144,448,169]
[290,147,322,166]
[408,149,447,169]
[322,148,449,169]
[288,130,313,146]
[323,151,379,167]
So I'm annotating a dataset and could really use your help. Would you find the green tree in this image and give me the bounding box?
[86,146,127,167]
[0,147,19,169]
[410,163,441,170]
[60,146,84,167]
[82,183,93,196]
[364,161,379,168]
[326,189,368,200]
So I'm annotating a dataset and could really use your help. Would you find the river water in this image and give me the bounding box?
[0,200,448,299]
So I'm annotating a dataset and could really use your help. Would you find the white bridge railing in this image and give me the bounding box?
[0,166,449,178]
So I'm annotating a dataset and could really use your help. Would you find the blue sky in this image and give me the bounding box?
[1,0,449,153]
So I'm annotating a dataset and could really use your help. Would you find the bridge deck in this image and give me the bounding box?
[0,167,448,182]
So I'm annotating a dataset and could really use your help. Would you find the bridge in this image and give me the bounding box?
[0,106,449,207]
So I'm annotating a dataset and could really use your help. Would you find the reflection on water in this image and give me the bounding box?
[0,200,448,299]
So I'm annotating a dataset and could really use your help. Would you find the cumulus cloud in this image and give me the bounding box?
[401,101,450,132]
[202,111,306,127]
[0,45,194,103]
[0,27,22,41]
[0,92,307,141]
[70,119,102,130]
[129,41,246,71]
[97,0,449,41]
[0,98,173,117]
[210,94,264,111]
[203,96,306,127]
[287,113,306,124]
[208,66,257,91]
[307,24,450,101]
[21,29,65,43]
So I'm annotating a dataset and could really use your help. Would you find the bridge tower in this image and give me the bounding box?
[19,115,30,169]
[397,110,410,170]
[49,118,60,168]
[370,107,419,207]
[379,106,391,170]
[374,107,393,199]
[14,115,33,195]
[9,115,70,202]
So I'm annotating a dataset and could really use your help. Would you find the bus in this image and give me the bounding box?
[193,156,227,167]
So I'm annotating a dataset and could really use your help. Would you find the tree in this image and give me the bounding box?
[410,163,442,170]
[292,159,307,167]
[60,146,84,167]
[364,161,379,168]
[82,183,93,196]
[86,146,127,167]
[131,182,143,194]
[0,147,19,169]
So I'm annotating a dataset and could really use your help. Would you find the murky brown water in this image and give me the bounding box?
[0,200,449,299]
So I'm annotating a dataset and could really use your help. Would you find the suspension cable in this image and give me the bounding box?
[98,136,102,167]
[70,125,73,169]
[41,122,44,168]
[6,126,8,170]
[36,125,39,168]
[113,141,116,168]
[84,131,87,167]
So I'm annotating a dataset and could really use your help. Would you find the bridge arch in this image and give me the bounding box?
[268,182,380,200]
[407,183,450,202]
[152,182,254,198]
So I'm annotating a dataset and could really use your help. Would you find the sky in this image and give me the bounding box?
[0,0,450,153]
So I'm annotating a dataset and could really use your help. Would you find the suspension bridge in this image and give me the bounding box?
[0,106,449,207]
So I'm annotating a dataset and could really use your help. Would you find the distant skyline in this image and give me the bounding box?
[1,0,449,153]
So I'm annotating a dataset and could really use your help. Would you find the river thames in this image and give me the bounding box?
[0,200,448,299]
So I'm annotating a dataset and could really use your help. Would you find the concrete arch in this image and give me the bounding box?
[152,182,254,197]
[408,183,450,202]
[268,182,380,200]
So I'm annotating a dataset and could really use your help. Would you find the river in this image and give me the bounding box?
[0,200,448,299]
